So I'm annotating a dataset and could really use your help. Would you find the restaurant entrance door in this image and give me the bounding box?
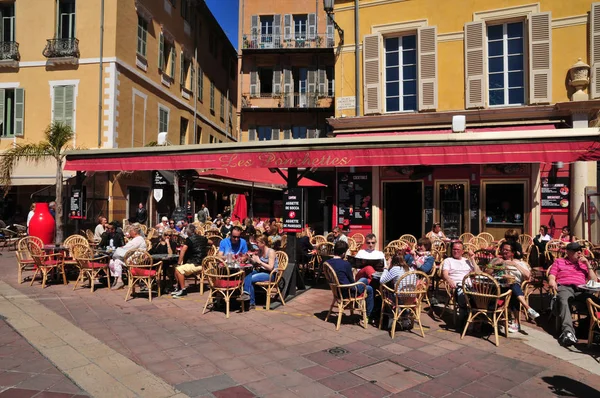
[383,181,422,245]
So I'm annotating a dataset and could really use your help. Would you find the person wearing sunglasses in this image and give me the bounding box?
[354,234,385,284]
[218,226,248,258]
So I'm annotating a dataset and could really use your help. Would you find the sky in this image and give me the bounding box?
[205,0,239,50]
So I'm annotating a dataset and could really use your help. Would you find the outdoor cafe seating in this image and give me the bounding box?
[323,261,369,331]
[16,236,42,284]
[202,256,245,319]
[28,241,68,289]
[71,244,110,292]
[124,249,163,302]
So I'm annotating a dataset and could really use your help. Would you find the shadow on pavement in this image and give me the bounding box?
[542,375,600,397]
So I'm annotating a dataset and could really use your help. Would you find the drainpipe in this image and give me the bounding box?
[354,0,359,117]
[193,46,198,143]
[97,0,105,148]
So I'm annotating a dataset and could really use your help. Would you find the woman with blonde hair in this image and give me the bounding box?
[237,235,278,309]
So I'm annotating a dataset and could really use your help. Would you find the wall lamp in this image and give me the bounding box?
[323,0,344,45]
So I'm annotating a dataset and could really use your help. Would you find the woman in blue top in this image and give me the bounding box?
[238,235,278,309]
[404,237,434,274]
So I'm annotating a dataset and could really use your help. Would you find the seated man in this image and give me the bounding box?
[99,221,125,249]
[109,224,147,290]
[441,241,479,315]
[219,226,248,258]
[354,233,386,283]
[172,225,208,298]
[326,241,374,322]
[548,242,599,346]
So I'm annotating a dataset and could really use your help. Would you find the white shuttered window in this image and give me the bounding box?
[591,3,600,98]
[53,85,74,128]
[487,22,525,106]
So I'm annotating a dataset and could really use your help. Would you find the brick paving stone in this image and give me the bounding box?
[244,378,288,396]
[213,385,256,397]
[363,348,395,360]
[321,358,357,372]
[288,381,336,397]
[297,365,337,380]
[412,379,456,397]
[459,381,505,397]
[304,350,335,365]
[0,389,38,398]
[339,382,390,398]
[319,372,366,391]
[402,349,435,363]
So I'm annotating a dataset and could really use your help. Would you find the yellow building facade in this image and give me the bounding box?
[0,0,237,226]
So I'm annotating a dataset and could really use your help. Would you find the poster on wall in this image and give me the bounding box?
[69,187,86,219]
[541,177,570,213]
[337,172,372,229]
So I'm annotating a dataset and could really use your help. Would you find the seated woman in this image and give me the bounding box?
[503,229,524,260]
[489,241,540,333]
[559,226,572,243]
[237,236,278,310]
[380,253,418,329]
[405,237,434,274]
[150,229,177,255]
[426,223,447,241]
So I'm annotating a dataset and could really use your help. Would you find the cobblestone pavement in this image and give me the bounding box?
[1,250,600,397]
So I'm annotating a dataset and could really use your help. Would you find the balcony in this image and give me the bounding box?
[242,34,334,51]
[43,38,80,65]
[0,41,20,68]
[242,92,334,110]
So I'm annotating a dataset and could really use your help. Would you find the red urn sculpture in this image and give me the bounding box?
[29,203,55,244]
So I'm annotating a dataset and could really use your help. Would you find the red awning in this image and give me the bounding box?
[196,168,326,187]
[65,140,600,171]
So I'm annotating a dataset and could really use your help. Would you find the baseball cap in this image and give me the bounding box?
[566,242,583,252]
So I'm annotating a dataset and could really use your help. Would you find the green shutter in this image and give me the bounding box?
[53,86,65,123]
[14,88,24,137]
[158,32,164,70]
[180,52,184,85]
[0,89,4,136]
[170,46,176,78]
[64,85,74,128]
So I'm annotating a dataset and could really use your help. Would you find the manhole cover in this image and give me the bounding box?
[327,347,349,356]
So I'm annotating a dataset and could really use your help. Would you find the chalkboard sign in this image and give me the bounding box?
[337,172,372,228]
[470,186,479,235]
[69,187,86,219]
[283,188,304,232]
[424,186,434,233]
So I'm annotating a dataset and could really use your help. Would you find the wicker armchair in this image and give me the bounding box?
[459,233,475,244]
[351,233,365,250]
[63,235,90,268]
[124,249,162,301]
[460,272,512,346]
[207,234,222,248]
[545,240,564,263]
[399,234,417,249]
[28,242,67,288]
[310,235,327,246]
[383,240,410,260]
[202,257,245,318]
[72,244,110,292]
[308,242,333,280]
[587,298,600,348]
[379,271,430,338]
[477,232,495,246]
[16,237,43,284]
[255,251,289,310]
[323,262,369,330]
[431,238,446,253]
[146,228,157,240]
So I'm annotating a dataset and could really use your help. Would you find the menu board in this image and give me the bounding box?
[69,187,86,219]
[282,188,304,233]
[424,186,434,233]
[541,177,570,213]
[337,172,372,228]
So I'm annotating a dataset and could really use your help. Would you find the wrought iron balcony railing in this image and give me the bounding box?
[43,38,80,59]
[0,41,20,61]
[242,34,334,50]
[242,92,333,109]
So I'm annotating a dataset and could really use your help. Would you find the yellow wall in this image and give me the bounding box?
[334,0,593,116]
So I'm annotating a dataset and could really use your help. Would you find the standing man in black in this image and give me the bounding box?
[136,202,148,225]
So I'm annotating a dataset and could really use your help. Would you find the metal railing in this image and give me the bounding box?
[0,41,19,61]
[242,34,335,50]
[43,38,80,58]
[242,92,333,109]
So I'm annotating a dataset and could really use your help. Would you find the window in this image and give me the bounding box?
[384,35,417,112]
[327,66,335,97]
[219,92,224,120]
[292,126,307,139]
[0,3,15,42]
[53,85,74,128]
[158,33,176,78]
[258,126,272,141]
[259,68,273,95]
[159,106,169,133]
[180,0,191,23]
[136,15,148,57]
[261,15,274,36]
[195,125,202,144]
[197,67,204,101]
[58,0,76,39]
[484,183,525,225]
[179,117,188,145]
[487,22,524,106]
[209,81,215,112]
[0,88,24,137]
[180,55,191,89]
[209,135,217,143]
[294,15,307,40]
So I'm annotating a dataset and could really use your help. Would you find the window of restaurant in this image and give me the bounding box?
[436,181,468,239]
[482,181,526,238]
[487,22,525,106]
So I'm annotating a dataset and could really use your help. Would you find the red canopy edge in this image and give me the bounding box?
[65,140,600,171]
[196,168,326,187]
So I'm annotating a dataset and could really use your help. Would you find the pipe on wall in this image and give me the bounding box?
[97,0,105,148]
[354,0,360,116]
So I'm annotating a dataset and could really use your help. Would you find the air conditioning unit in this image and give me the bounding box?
[452,115,466,133]
[157,132,168,145]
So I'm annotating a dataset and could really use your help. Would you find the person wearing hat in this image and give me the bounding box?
[548,242,599,346]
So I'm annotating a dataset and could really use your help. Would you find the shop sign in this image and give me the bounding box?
[152,170,169,188]
[283,188,303,233]
[69,187,86,219]
[337,172,372,228]
[336,96,356,110]
[153,189,164,202]
[541,177,570,213]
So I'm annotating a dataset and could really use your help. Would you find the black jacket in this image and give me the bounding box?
[136,207,148,223]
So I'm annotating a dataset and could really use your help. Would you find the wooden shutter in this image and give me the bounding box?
[170,46,176,78]
[592,3,600,98]
[198,67,203,101]
[308,68,317,106]
[248,127,256,141]
[326,14,334,46]
[283,128,291,139]
[464,21,485,109]
[0,89,4,136]
[363,33,382,115]
[273,14,281,44]
[53,86,64,123]
[284,68,293,107]
[284,14,292,40]
[250,69,259,97]
[179,52,184,85]
[308,13,316,40]
[251,15,258,41]
[318,68,327,96]
[158,32,164,70]
[64,85,74,128]
[272,128,280,140]
[529,12,552,104]
[272,66,281,95]
[307,128,317,139]
[417,26,437,110]
[14,88,24,137]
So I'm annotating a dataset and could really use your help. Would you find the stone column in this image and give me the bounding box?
[372,166,382,249]
[570,112,596,239]
[530,163,541,235]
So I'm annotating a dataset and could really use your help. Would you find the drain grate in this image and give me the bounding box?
[327,347,349,356]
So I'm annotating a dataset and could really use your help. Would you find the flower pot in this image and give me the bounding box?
[29,202,55,244]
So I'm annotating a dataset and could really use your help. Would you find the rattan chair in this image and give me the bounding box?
[28,242,67,289]
[323,262,368,330]
[477,232,495,246]
[383,240,410,260]
[124,249,162,301]
[519,234,534,255]
[462,242,478,254]
[351,233,365,250]
[202,257,245,318]
[72,244,111,292]
[379,271,430,338]
[146,228,157,240]
[431,238,446,253]
[310,235,327,246]
[469,236,489,250]
[85,229,97,242]
[587,298,600,348]
[139,224,148,235]
[459,233,475,244]
[347,237,357,254]
[16,237,43,284]
[461,272,512,346]
[207,235,222,248]
[255,251,289,310]
[63,235,90,268]
[545,240,564,263]
[399,234,417,248]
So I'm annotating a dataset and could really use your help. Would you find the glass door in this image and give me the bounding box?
[58,0,76,39]
[436,181,468,240]
[298,68,307,107]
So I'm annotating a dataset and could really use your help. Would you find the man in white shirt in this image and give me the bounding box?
[94,217,107,241]
[442,241,479,316]
[109,224,147,290]
[356,233,385,260]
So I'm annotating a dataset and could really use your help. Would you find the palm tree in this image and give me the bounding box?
[0,122,75,243]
